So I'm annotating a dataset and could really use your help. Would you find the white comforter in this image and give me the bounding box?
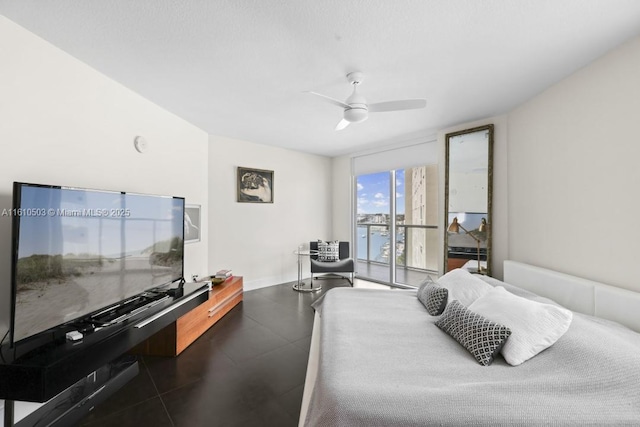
[304,285,640,426]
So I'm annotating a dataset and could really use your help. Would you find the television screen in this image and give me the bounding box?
[10,182,185,344]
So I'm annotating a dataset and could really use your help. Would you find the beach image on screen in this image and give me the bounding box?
[13,186,184,342]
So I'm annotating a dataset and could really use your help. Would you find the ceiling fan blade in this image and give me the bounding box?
[335,119,350,131]
[305,91,349,109]
[368,99,426,113]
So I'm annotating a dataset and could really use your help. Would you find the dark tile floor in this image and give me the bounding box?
[79,277,384,427]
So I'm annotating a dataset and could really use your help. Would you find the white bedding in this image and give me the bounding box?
[300,263,640,426]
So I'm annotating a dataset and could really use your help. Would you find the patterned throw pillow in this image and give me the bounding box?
[435,300,511,366]
[417,278,448,316]
[317,240,340,262]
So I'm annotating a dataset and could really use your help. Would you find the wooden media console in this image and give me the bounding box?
[132,276,243,356]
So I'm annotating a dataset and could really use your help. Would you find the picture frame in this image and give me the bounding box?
[237,167,274,203]
[184,204,201,243]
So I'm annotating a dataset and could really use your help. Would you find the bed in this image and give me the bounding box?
[299,261,640,426]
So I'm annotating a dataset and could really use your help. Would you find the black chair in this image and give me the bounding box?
[310,241,355,286]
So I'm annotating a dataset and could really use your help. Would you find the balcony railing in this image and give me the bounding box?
[356,223,438,285]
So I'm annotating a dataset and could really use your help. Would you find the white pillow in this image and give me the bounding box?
[468,286,573,366]
[436,268,493,307]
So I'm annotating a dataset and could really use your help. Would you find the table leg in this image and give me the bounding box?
[4,400,14,427]
[292,251,321,292]
[298,251,303,286]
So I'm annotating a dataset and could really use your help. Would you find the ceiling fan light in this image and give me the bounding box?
[344,107,368,123]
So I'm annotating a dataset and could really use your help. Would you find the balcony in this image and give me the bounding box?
[356,223,438,287]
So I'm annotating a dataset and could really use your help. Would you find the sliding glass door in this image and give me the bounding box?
[356,171,391,282]
[355,165,437,287]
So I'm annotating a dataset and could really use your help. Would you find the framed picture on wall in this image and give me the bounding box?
[185,204,201,243]
[237,167,274,203]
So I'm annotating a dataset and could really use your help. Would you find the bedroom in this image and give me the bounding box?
[1,1,640,426]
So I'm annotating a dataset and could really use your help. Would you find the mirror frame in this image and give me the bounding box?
[444,124,494,276]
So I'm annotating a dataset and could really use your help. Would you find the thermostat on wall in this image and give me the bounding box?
[134,136,148,153]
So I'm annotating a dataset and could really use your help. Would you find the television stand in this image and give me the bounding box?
[132,275,243,356]
[2,354,139,427]
[0,281,211,426]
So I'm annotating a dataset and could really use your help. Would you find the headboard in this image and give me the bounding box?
[503,261,640,333]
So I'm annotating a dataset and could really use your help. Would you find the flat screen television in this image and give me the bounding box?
[10,182,185,345]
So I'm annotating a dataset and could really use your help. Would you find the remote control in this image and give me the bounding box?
[66,331,83,341]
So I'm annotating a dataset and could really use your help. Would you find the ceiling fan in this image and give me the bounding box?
[307,71,426,131]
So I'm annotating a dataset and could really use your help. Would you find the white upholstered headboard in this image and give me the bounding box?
[503,261,640,333]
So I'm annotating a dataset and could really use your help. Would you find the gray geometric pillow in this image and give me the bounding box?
[317,240,340,262]
[417,278,448,316]
[435,300,511,366]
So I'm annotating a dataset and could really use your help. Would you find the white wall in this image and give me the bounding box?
[208,135,332,290]
[438,116,509,279]
[331,155,352,242]
[508,35,640,293]
[0,17,209,333]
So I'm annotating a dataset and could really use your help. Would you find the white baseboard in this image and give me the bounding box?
[243,274,297,291]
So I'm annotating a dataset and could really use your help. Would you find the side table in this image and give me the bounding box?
[293,249,321,292]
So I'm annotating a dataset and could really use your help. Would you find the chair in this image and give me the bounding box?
[310,241,355,286]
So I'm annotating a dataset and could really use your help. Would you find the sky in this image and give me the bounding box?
[356,170,405,215]
[17,185,183,258]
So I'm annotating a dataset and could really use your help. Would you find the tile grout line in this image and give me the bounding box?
[140,356,176,427]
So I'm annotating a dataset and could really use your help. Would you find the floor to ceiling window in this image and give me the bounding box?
[356,171,391,282]
[355,164,438,287]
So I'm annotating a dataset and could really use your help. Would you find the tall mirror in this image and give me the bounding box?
[444,124,493,276]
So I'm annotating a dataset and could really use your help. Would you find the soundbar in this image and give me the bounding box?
[134,286,209,328]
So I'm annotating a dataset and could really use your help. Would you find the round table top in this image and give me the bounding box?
[294,249,319,256]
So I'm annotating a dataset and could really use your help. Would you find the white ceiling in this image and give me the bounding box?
[2,1,640,157]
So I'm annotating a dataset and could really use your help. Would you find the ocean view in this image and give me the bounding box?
[357,226,405,263]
